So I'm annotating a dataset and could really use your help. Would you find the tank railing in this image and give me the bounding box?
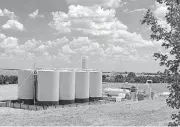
[20,68,99,72]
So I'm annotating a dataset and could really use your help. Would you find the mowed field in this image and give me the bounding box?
[0,83,176,126]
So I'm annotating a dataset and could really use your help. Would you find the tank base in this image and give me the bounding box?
[36,101,59,106]
[89,97,102,102]
[18,99,34,105]
[75,98,89,103]
[59,100,75,105]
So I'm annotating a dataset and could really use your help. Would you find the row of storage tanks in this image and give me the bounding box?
[18,69,102,105]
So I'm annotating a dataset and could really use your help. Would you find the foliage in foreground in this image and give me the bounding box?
[141,0,180,126]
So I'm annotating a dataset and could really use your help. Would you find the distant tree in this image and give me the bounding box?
[102,75,106,82]
[9,76,18,84]
[126,72,136,83]
[3,75,9,84]
[127,72,136,78]
[135,76,147,83]
[114,74,124,82]
[152,76,161,83]
[0,75,4,85]
[134,76,142,83]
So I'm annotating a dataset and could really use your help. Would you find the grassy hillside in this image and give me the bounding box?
[0,97,176,126]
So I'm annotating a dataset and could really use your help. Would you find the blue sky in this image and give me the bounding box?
[0,0,169,72]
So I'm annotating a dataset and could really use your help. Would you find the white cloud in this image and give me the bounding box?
[29,9,44,19]
[0,9,3,16]
[24,39,39,50]
[36,44,49,52]
[66,0,126,9]
[49,5,120,34]
[49,20,71,33]
[0,34,72,62]
[0,33,29,58]
[0,33,6,40]
[0,1,159,64]
[153,2,168,20]
[0,9,17,19]
[47,37,69,47]
[103,44,129,57]
[2,20,24,31]
[157,19,171,31]
[68,5,116,21]
[103,0,124,9]
[70,37,91,49]
[48,1,159,62]
[62,45,76,54]
[1,37,19,49]
[111,30,156,47]
[49,11,71,33]
[90,20,127,30]
[153,2,170,31]
[56,52,71,63]
[124,8,147,13]
[123,8,128,12]
[51,11,68,21]
[66,37,105,56]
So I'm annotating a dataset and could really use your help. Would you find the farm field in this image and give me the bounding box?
[0,83,175,126]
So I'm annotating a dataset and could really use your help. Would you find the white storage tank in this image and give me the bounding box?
[89,71,102,101]
[37,70,59,106]
[18,69,34,105]
[59,70,75,104]
[75,71,89,103]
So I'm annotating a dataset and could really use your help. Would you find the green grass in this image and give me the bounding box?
[0,83,175,126]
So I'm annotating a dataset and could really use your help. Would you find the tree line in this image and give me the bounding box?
[0,72,174,84]
[102,72,174,83]
[0,75,18,84]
